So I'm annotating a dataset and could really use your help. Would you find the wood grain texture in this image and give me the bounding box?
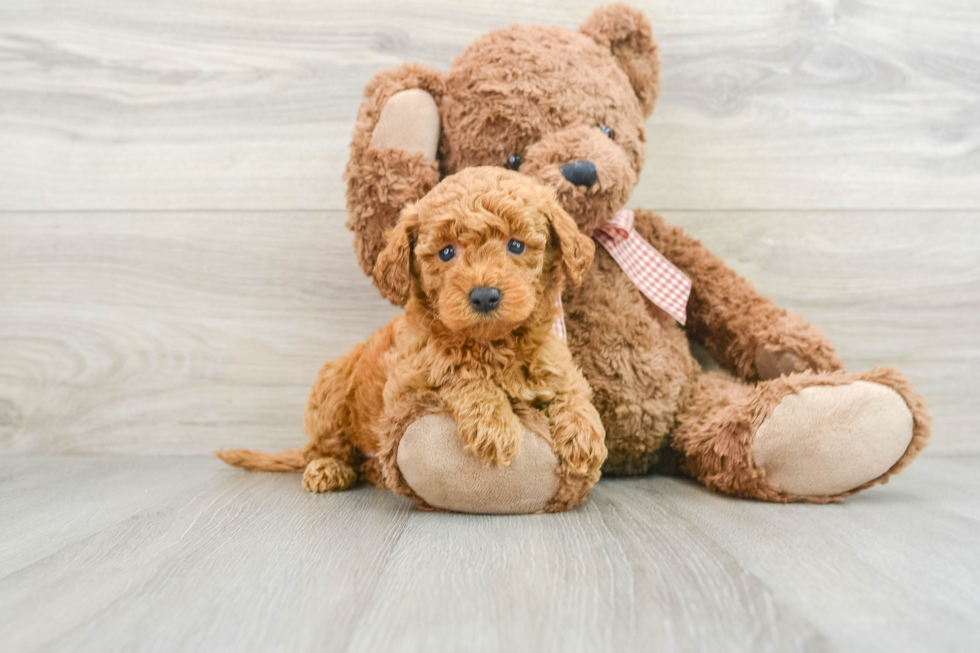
[0,455,977,652]
[0,0,978,211]
[0,456,218,576]
[1,210,976,455]
[1,3,977,650]
[0,211,399,455]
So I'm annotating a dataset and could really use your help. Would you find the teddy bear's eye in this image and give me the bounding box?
[505,154,522,171]
[438,245,455,262]
[600,125,614,139]
[507,239,525,255]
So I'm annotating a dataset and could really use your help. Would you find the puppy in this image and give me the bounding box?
[217,167,607,506]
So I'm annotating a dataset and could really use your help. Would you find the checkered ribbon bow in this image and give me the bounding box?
[552,209,692,340]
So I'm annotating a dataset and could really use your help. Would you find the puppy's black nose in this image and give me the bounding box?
[469,287,501,313]
[559,160,597,188]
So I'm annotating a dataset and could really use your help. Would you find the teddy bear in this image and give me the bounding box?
[342,2,931,512]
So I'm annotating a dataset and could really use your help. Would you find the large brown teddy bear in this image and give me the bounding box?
[343,3,931,512]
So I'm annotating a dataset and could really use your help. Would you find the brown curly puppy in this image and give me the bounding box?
[217,167,607,513]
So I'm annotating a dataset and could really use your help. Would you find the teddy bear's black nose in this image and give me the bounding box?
[560,160,597,188]
[469,287,501,313]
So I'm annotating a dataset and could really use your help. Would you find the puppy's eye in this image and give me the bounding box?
[507,239,525,255]
[505,154,522,171]
[438,245,455,262]
[600,125,614,139]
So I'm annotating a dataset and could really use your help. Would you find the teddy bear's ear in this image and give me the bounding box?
[373,203,420,306]
[547,201,596,289]
[580,3,660,117]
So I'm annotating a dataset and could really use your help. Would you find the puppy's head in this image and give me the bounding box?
[374,167,594,339]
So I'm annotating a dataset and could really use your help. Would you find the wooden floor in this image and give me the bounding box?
[2,1,980,651]
[1,455,978,653]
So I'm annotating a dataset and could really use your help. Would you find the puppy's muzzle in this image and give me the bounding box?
[469,286,501,314]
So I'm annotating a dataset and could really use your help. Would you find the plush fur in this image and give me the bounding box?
[218,167,606,512]
[342,3,931,505]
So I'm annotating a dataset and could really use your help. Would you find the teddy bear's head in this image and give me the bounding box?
[346,4,660,281]
[437,4,659,236]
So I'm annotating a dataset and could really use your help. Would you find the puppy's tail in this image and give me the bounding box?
[215,445,310,472]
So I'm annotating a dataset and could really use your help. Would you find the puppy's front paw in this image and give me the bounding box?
[302,457,357,493]
[458,410,523,467]
[553,408,607,476]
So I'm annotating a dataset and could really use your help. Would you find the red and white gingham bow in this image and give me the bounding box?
[553,209,692,340]
[553,294,567,340]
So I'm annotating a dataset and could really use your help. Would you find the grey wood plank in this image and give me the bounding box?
[0,459,415,653]
[1,456,977,652]
[0,0,978,211]
[1,211,976,455]
[874,456,980,523]
[0,211,399,455]
[349,484,820,653]
[0,456,216,577]
[638,469,980,653]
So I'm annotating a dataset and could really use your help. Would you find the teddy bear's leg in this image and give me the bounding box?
[345,64,444,280]
[670,368,931,502]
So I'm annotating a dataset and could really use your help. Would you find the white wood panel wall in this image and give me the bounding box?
[1,0,978,454]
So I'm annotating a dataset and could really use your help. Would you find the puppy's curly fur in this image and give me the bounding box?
[217,167,607,510]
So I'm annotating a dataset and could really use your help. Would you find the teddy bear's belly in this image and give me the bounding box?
[564,248,701,476]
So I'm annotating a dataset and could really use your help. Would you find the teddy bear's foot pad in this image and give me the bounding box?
[397,414,560,514]
[369,88,440,160]
[752,381,914,496]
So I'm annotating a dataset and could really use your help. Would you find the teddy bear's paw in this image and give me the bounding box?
[397,414,560,514]
[369,88,440,160]
[754,315,844,380]
[752,381,914,497]
[755,345,811,380]
[302,457,357,494]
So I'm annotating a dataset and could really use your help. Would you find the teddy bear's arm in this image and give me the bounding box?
[629,210,843,381]
[439,378,524,467]
[345,64,444,285]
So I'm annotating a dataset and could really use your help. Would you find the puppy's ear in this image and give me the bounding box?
[548,201,595,288]
[580,4,660,117]
[373,203,419,306]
